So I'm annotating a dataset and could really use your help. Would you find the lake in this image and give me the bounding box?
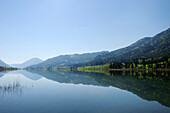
[0,70,169,113]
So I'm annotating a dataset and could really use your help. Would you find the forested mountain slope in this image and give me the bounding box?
[75,28,170,66]
[29,51,108,68]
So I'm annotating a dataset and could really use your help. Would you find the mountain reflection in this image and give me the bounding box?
[0,71,34,97]
[0,71,8,78]
[27,70,170,107]
[18,70,42,81]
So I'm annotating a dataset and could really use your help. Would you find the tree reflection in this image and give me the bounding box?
[28,70,170,107]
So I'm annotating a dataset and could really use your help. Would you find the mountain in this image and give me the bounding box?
[11,58,43,68]
[27,28,170,68]
[0,59,9,67]
[75,28,170,66]
[29,51,108,68]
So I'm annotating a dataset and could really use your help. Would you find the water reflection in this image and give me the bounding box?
[27,70,170,107]
[0,70,169,113]
[18,71,42,81]
[0,71,34,98]
[0,81,23,97]
[0,71,8,78]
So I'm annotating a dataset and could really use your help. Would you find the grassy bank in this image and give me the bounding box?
[0,66,19,72]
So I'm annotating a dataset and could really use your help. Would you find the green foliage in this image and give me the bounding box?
[75,28,170,67]
[77,64,110,71]
[0,66,18,71]
[76,57,170,70]
[108,57,170,70]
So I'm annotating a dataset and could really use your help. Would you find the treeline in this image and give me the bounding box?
[0,66,18,71]
[76,57,170,71]
[109,57,170,69]
[26,57,170,71]
[77,64,110,71]
[26,67,77,71]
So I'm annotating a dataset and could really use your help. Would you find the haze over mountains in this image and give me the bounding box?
[29,52,108,68]
[1,28,169,69]
[28,28,170,68]
[11,58,43,68]
[0,59,9,67]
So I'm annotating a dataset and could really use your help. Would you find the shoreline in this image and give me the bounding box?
[78,68,170,71]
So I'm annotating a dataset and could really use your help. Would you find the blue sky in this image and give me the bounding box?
[0,0,170,64]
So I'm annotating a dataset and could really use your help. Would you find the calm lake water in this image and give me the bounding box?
[0,70,169,113]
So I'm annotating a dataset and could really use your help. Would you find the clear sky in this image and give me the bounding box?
[0,0,170,64]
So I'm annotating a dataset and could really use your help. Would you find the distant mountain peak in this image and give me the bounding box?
[28,51,108,68]
[0,59,9,67]
[24,57,43,62]
[10,57,43,68]
[30,57,42,60]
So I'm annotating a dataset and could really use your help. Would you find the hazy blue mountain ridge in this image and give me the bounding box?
[29,51,108,68]
[0,59,9,67]
[11,58,43,68]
